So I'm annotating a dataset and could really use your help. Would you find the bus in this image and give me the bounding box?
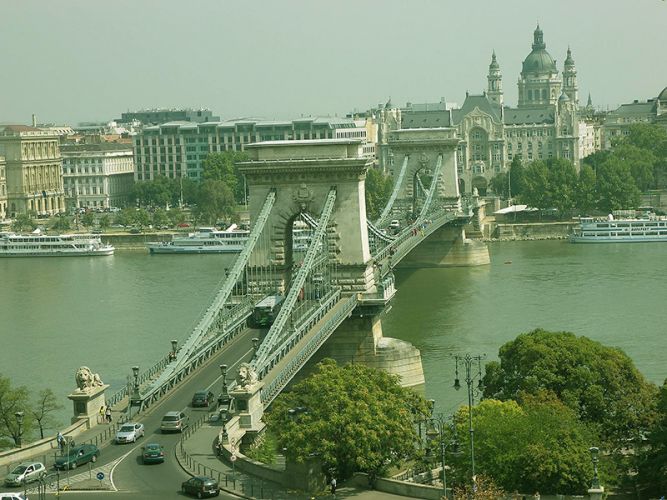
[250,295,283,327]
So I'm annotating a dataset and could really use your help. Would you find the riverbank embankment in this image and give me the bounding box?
[479,220,576,242]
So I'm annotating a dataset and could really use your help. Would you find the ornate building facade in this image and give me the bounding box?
[396,25,582,194]
[0,125,65,217]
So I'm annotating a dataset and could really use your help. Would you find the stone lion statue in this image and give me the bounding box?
[235,363,258,390]
[75,366,104,392]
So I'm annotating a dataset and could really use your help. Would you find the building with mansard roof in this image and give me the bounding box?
[397,25,582,195]
[603,86,667,148]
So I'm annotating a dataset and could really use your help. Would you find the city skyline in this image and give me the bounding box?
[0,0,666,125]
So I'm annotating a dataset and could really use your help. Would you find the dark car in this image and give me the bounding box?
[181,476,220,498]
[54,444,99,470]
[191,390,215,408]
[217,394,235,422]
[142,443,165,464]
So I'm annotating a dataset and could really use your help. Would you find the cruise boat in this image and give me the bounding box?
[146,226,249,254]
[570,215,667,243]
[0,232,115,256]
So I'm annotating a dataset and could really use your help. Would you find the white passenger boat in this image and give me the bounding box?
[146,226,249,254]
[570,215,667,243]
[0,232,115,256]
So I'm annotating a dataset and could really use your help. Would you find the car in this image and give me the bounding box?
[4,461,46,486]
[160,411,189,433]
[141,443,165,464]
[0,493,28,499]
[389,219,401,233]
[54,444,99,470]
[181,476,220,498]
[191,390,215,408]
[115,422,145,444]
[217,394,235,422]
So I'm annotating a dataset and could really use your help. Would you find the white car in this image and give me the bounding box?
[115,422,145,444]
[0,492,29,499]
[4,461,45,486]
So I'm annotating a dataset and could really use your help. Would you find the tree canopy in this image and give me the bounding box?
[447,395,595,494]
[202,151,248,203]
[264,359,431,481]
[482,329,658,449]
[364,167,393,221]
[637,379,667,497]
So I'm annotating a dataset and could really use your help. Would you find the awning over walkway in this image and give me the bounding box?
[494,204,537,215]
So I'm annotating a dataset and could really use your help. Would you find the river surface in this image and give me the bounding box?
[1,240,665,426]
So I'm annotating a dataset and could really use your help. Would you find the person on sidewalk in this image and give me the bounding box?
[105,405,112,423]
[330,477,337,496]
[99,405,105,424]
[57,432,65,452]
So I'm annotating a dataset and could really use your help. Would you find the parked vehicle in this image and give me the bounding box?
[0,493,28,499]
[160,411,189,433]
[115,423,145,444]
[191,390,215,408]
[141,443,165,464]
[181,476,220,498]
[217,394,235,422]
[54,444,99,470]
[4,461,45,486]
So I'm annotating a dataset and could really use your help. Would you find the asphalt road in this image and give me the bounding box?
[5,327,259,499]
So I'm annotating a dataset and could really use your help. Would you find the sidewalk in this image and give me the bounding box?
[178,422,414,500]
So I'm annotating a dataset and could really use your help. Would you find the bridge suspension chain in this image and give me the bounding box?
[417,154,443,221]
[253,187,337,374]
[375,154,409,227]
[170,190,276,372]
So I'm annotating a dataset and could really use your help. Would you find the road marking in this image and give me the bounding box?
[109,447,138,491]
[206,348,253,392]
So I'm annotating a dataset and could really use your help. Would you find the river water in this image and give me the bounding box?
[1,240,665,426]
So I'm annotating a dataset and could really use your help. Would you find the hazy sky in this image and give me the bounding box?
[1,0,665,125]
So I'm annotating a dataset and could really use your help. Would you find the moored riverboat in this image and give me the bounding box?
[146,226,249,254]
[0,232,115,256]
[570,215,667,243]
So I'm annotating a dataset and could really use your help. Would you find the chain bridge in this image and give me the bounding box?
[134,127,490,438]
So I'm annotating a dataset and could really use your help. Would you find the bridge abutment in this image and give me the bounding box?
[401,224,490,267]
[316,313,425,388]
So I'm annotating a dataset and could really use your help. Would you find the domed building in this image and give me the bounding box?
[398,25,582,195]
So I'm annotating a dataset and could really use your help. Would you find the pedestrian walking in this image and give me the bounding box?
[330,477,337,496]
[56,432,65,452]
[105,405,112,423]
[99,405,105,424]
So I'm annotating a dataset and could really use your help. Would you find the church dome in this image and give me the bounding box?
[521,25,557,75]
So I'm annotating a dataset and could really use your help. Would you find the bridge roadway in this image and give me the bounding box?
[7,328,258,499]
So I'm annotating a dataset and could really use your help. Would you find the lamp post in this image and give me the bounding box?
[15,411,24,447]
[129,366,140,418]
[170,340,178,361]
[220,364,228,396]
[252,338,259,355]
[426,414,458,499]
[453,353,485,494]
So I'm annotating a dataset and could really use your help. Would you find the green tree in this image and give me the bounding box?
[637,379,667,497]
[134,209,151,229]
[98,215,111,230]
[50,217,71,232]
[448,396,595,494]
[193,180,236,225]
[264,359,431,482]
[0,375,32,446]
[574,164,597,214]
[166,208,186,227]
[582,149,611,172]
[81,211,95,228]
[11,213,36,232]
[202,151,249,203]
[30,388,62,440]
[115,208,135,227]
[482,329,658,450]
[489,172,509,199]
[509,156,526,200]
[152,208,168,228]
[613,143,656,192]
[365,167,393,221]
[596,157,641,213]
[546,158,578,217]
[520,160,550,212]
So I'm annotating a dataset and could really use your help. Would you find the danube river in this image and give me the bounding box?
[1,240,665,425]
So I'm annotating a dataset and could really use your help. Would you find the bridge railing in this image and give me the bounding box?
[133,303,252,413]
[261,293,358,406]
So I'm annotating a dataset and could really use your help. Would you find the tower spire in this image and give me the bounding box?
[487,50,503,106]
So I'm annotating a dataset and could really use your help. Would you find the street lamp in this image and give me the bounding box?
[453,353,486,493]
[170,340,178,361]
[15,411,24,447]
[252,338,259,354]
[589,446,600,489]
[425,415,458,499]
[220,364,228,396]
